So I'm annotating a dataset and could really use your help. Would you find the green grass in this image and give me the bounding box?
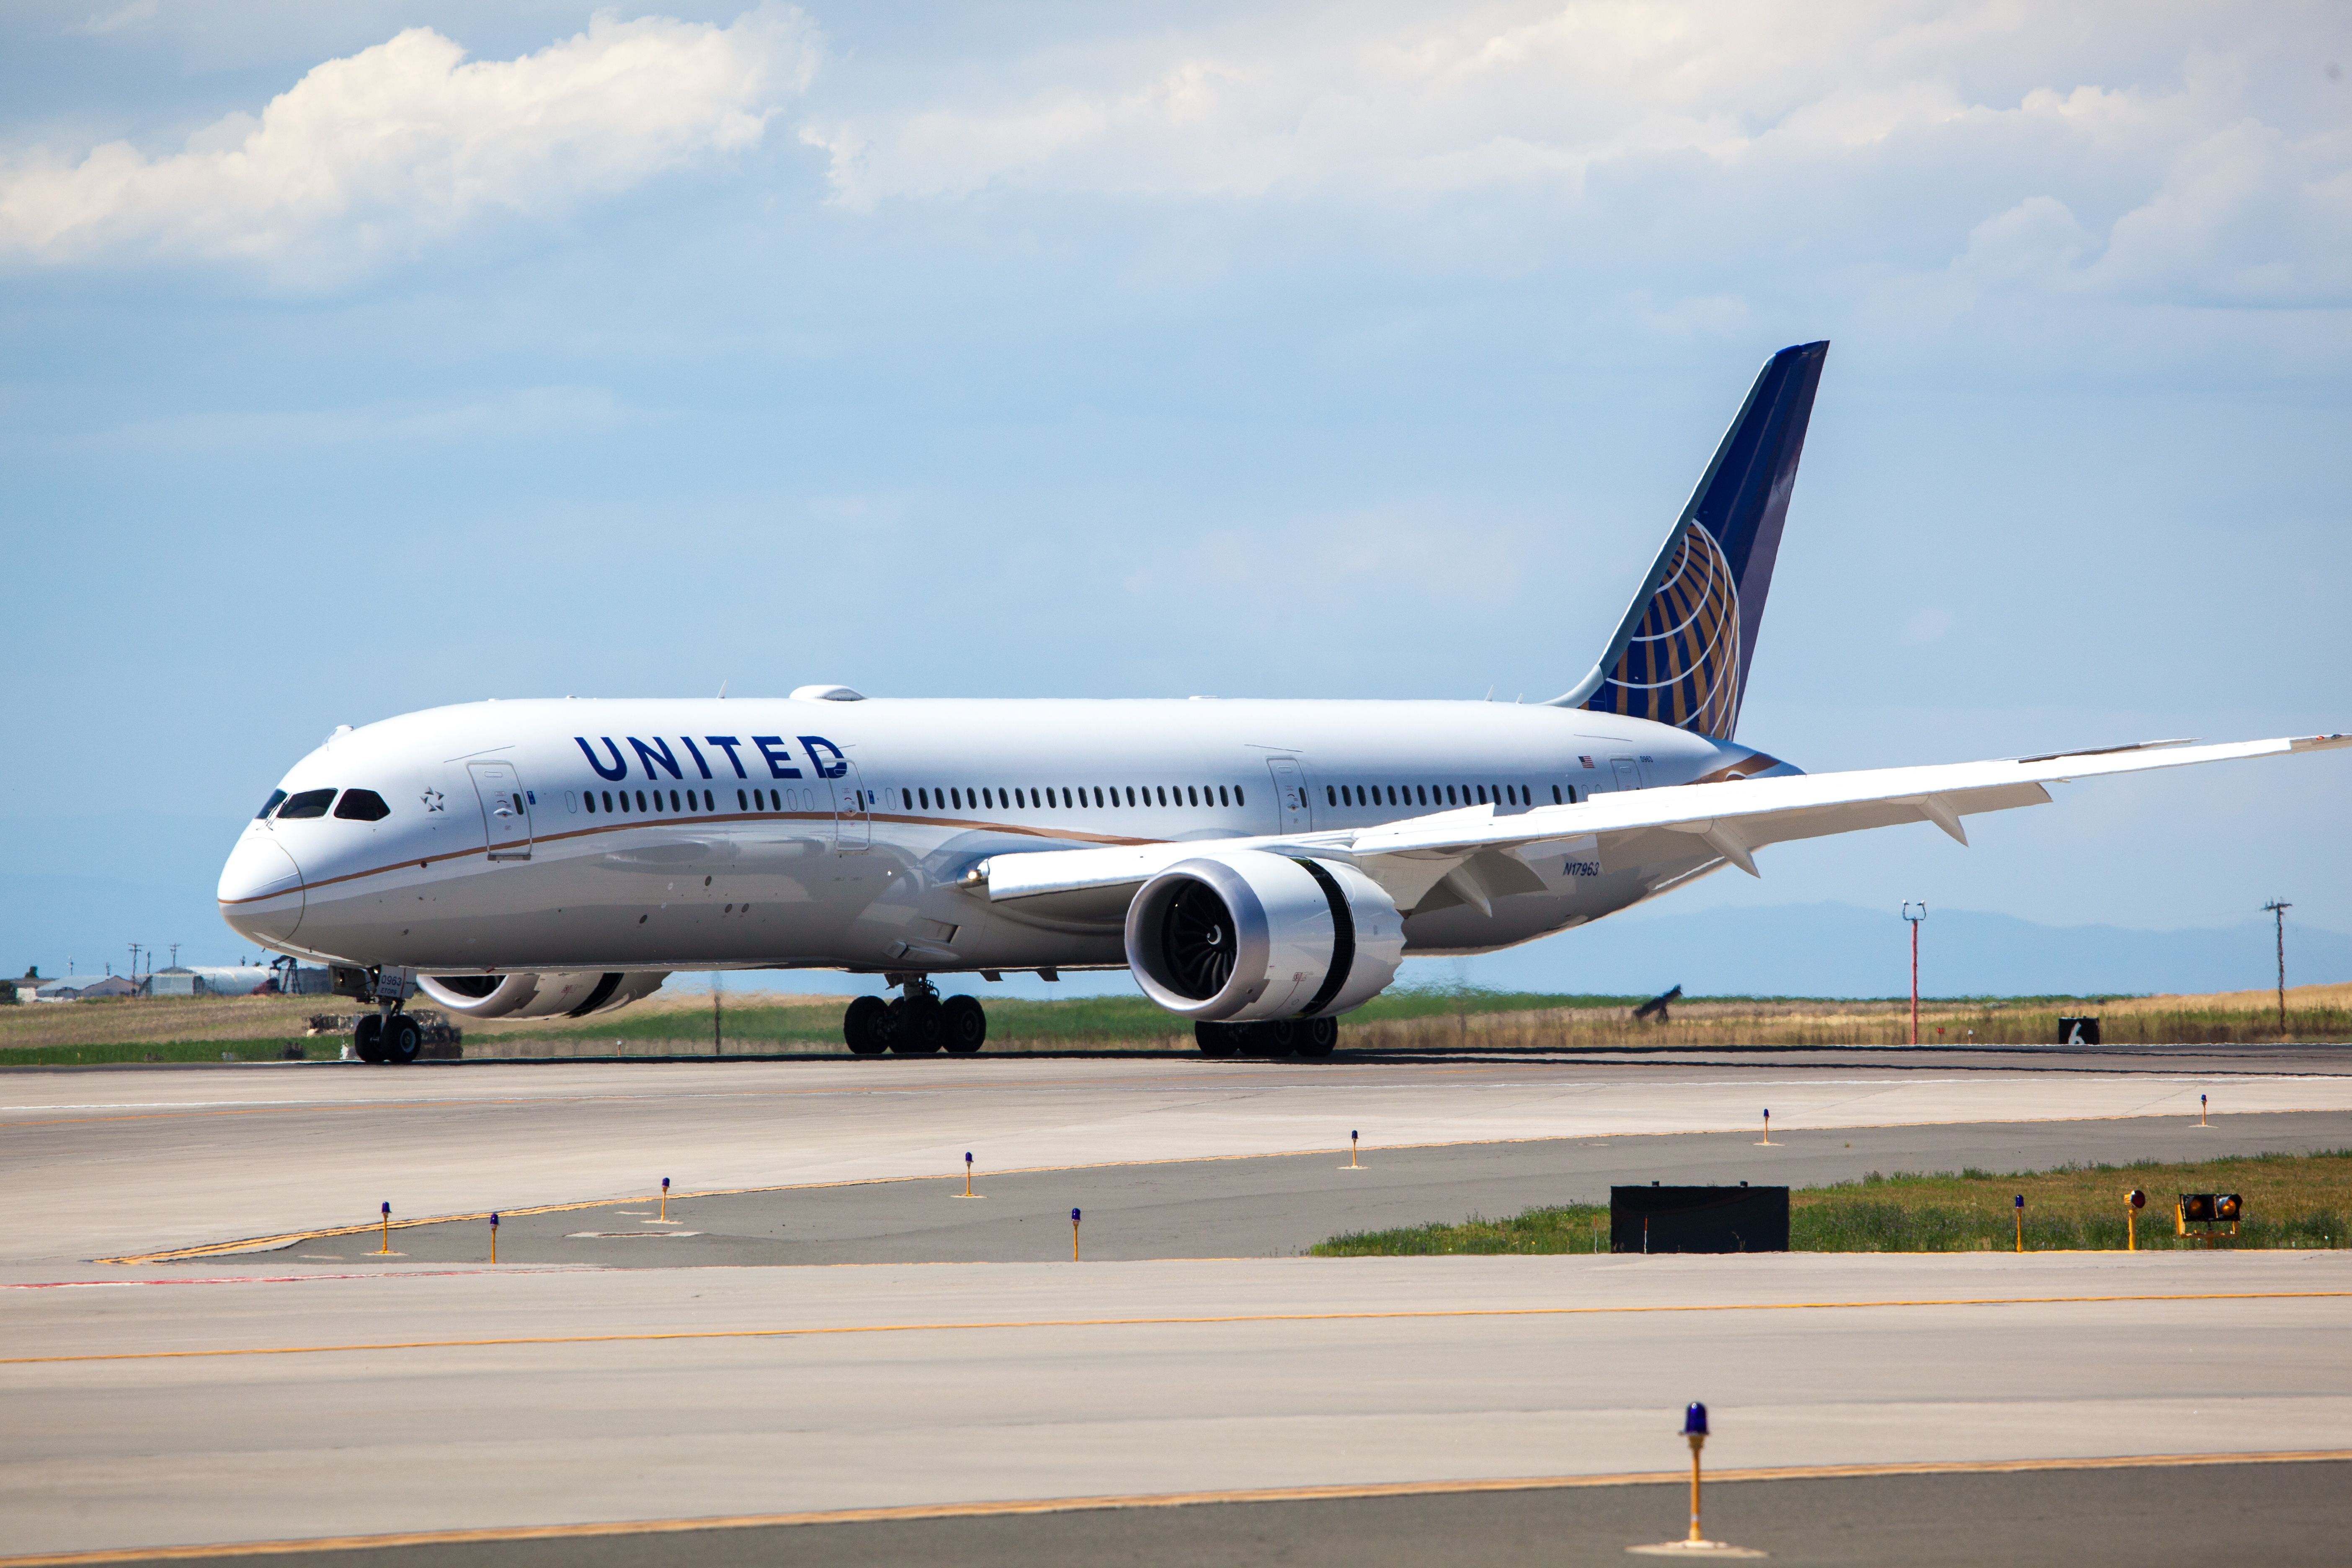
[1312,1152,2352,1255]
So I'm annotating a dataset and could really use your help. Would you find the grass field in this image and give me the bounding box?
[1311,1152,2352,1255]
[4,979,2348,1063]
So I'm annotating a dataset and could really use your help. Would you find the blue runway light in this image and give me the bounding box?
[1071,1208,1081,1223]
[381,1202,389,1216]
[2014,1194,2024,1208]
[1683,1402,1708,1436]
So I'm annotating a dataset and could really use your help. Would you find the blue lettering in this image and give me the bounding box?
[798,735,848,780]
[704,735,748,777]
[630,737,683,781]
[753,736,804,779]
[679,736,713,779]
[576,737,628,781]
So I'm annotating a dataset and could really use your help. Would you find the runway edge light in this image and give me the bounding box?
[1627,1400,1763,1557]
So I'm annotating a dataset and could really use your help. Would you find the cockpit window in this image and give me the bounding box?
[276,789,337,819]
[256,790,288,820]
[333,789,391,822]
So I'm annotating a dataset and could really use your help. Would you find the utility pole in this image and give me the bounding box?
[2263,900,2292,1036]
[1901,903,1927,1045]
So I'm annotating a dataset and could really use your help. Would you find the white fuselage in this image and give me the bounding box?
[218,696,1792,977]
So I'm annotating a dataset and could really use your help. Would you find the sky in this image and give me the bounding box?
[1,0,2347,995]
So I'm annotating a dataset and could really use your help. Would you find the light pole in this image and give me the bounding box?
[2262,900,2292,1035]
[1901,903,1927,1045]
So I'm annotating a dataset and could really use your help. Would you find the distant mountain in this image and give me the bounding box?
[1425,901,2352,1000]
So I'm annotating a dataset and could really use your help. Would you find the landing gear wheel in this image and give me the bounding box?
[1249,1019,1299,1057]
[383,1015,423,1065]
[1194,1021,1241,1058]
[889,996,944,1054]
[352,1014,386,1064]
[843,995,890,1055]
[941,995,987,1054]
[1295,1017,1338,1059]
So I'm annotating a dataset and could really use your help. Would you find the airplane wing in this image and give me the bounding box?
[974,732,2350,920]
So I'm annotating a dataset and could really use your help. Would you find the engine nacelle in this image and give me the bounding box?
[1126,851,1403,1022]
[414,970,667,1019]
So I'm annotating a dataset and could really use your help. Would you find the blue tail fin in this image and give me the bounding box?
[1552,341,1828,740]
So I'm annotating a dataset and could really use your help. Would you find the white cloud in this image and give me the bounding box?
[796,1,2352,312]
[0,6,818,283]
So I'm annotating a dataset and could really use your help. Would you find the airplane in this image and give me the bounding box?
[218,340,2347,1063]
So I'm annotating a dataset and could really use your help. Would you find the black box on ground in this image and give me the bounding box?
[1611,1185,1790,1254]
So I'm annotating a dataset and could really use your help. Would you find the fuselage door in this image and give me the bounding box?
[832,757,871,852]
[1266,756,1313,834]
[468,761,533,861]
[1609,756,1642,794]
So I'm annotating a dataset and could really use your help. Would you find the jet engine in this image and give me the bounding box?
[414,970,668,1019]
[1125,851,1403,1022]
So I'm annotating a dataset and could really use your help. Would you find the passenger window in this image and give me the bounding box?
[275,788,337,819]
[1326,786,1337,806]
[1445,786,1457,805]
[333,789,392,822]
[951,789,962,810]
[1186,786,1196,807]
[668,790,679,812]
[1157,786,1167,806]
[605,791,616,812]
[585,792,597,815]
[1218,786,1229,807]
[1235,787,1245,806]
[256,789,288,820]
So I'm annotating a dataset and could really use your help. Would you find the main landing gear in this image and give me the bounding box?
[1194,1017,1338,1060]
[843,977,988,1057]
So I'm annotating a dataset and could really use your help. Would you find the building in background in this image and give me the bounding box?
[34,974,138,1001]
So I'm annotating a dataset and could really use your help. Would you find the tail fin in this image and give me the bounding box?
[1550,340,1828,740]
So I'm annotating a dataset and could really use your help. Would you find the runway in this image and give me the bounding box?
[3,1048,2349,1563]
[330,1110,2351,1268]
[5,1052,2348,1264]
[5,1253,2351,1561]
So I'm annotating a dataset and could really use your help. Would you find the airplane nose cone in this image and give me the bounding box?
[218,833,305,945]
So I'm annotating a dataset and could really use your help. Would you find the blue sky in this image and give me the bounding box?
[2,0,2346,993]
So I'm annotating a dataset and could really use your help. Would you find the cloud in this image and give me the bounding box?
[796,2,2352,314]
[0,6,818,283]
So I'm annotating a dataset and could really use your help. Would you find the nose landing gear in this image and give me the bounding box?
[843,977,988,1057]
[345,967,422,1065]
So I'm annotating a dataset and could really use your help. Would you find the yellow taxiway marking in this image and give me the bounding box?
[8,1289,2346,1367]
[2,1449,2347,1565]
